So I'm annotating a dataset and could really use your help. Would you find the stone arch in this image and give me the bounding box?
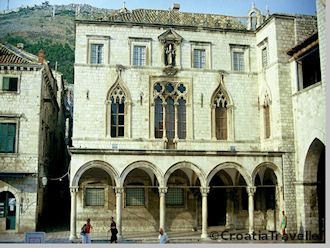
[164,161,206,187]
[303,138,325,183]
[251,162,282,186]
[206,162,252,187]
[120,160,164,187]
[0,183,20,204]
[71,160,120,187]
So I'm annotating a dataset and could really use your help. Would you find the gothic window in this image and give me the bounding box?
[214,92,228,140]
[153,82,187,142]
[264,105,270,139]
[263,92,271,139]
[178,98,186,139]
[108,82,129,138]
[154,96,163,138]
[111,95,125,138]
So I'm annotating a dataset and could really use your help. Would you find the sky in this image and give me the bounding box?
[0,0,317,16]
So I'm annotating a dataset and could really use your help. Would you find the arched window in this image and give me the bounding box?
[178,98,186,139]
[111,95,125,137]
[154,96,163,138]
[214,91,228,140]
[262,92,271,139]
[263,104,270,139]
[153,82,187,142]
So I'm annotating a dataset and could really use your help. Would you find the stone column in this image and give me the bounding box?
[69,186,79,240]
[247,186,256,234]
[225,189,233,229]
[200,187,209,239]
[159,187,167,230]
[277,185,284,233]
[115,187,124,239]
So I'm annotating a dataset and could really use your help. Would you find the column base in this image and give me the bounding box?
[201,233,209,240]
[69,234,78,241]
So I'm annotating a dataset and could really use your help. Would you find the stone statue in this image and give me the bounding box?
[165,43,175,66]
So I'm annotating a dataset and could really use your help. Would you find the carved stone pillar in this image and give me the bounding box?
[115,187,124,239]
[69,186,79,240]
[200,187,209,239]
[159,187,167,230]
[247,186,256,234]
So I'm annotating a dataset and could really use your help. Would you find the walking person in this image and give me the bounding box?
[82,218,93,244]
[158,228,169,244]
[108,216,118,243]
[281,210,287,242]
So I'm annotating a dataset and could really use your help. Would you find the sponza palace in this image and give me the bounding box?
[65,1,326,241]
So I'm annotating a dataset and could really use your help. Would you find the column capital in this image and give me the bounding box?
[158,187,168,194]
[115,187,124,194]
[200,187,210,196]
[246,186,256,195]
[70,186,79,193]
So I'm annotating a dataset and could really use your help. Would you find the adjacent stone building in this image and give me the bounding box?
[69,1,324,241]
[0,43,68,232]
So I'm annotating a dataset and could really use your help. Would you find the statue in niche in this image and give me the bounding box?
[165,43,176,66]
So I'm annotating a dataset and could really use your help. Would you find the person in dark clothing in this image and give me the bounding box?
[108,216,118,243]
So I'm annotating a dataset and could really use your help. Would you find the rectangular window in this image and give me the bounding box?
[2,77,18,92]
[85,188,104,206]
[154,97,163,138]
[90,44,103,64]
[0,123,16,153]
[233,52,244,71]
[111,102,125,137]
[193,49,206,68]
[133,46,146,66]
[166,188,184,206]
[215,106,227,140]
[126,188,145,206]
[262,47,268,68]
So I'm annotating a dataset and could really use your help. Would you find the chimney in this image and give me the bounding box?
[172,3,180,11]
[37,49,45,64]
[16,43,24,50]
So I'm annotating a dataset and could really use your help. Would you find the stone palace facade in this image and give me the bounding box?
[69,1,325,241]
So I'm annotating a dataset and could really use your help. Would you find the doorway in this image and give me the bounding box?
[0,191,16,230]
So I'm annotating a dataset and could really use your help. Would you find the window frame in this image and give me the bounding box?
[129,37,152,67]
[230,44,249,72]
[0,75,20,93]
[190,42,211,69]
[0,118,19,154]
[166,187,185,207]
[86,35,110,65]
[125,187,146,207]
[84,187,105,207]
[90,43,104,65]
[110,100,125,138]
[232,51,245,71]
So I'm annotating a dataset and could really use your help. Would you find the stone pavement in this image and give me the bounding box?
[0,229,325,243]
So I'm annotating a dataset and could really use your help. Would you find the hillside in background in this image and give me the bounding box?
[0,3,114,84]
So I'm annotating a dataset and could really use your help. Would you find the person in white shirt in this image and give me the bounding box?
[158,227,169,244]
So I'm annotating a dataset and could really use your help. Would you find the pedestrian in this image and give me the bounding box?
[281,210,287,241]
[82,218,93,244]
[158,227,169,244]
[108,216,118,243]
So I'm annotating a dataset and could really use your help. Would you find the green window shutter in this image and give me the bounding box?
[3,78,10,90]
[0,124,16,153]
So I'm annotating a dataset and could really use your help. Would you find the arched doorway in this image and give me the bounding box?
[0,191,16,230]
[253,168,278,231]
[304,138,325,240]
[122,167,160,234]
[165,168,201,232]
[208,168,249,230]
